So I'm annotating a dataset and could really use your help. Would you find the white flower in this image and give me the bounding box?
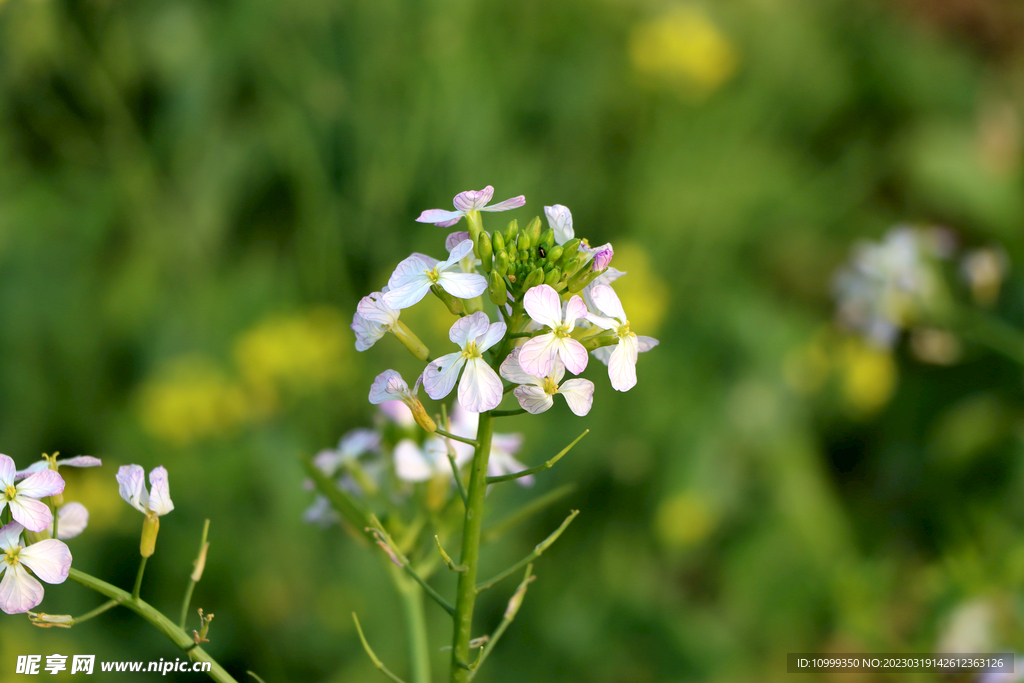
[446,404,532,486]
[0,521,71,615]
[581,267,626,315]
[313,429,380,477]
[519,285,589,377]
[416,186,526,228]
[393,437,470,482]
[544,205,574,245]
[352,291,401,351]
[423,312,506,413]
[0,454,65,533]
[586,284,659,392]
[116,465,174,517]
[15,455,102,481]
[56,503,89,541]
[378,400,415,427]
[303,497,340,528]
[368,370,437,432]
[382,240,488,310]
[500,347,594,417]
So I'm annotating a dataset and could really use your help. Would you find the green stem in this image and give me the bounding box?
[475,510,578,593]
[467,564,534,681]
[395,574,432,683]
[68,569,238,683]
[449,411,494,682]
[435,428,478,448]
[481,483,577,544]
[485,429,588,484]
[955,307,1024,366]
[72,599,119,625]
[132,556,148,601]
[353,612,409,683]
[490,408,526,418]
[179,519,211,630]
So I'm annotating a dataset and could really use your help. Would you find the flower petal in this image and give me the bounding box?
[339,429,380,459]
[523,285,565,329]
[607,335,639,391]
[369,370,408,404]
[9,497,53,533]
[0,563,44,614]
[56,456,102,469]
[458,358,503,413]
[424,352,465,400]
[482,195,526,212]
[13,461,49,481]
[147,467,174,516]
[438,272,487,300]
[18,539,71,584]
[379,400,415,426]
[453,186,494,212]
[513,385,554,414]
[449,312,492,346]
[387,253,439,290]
[417,209,465,225]
[475,321,507,353]
[356,293,399,327]
[117,465,148,513]
[352,314,387,351]
[589,284,627,322]
[637,336,660,353]
[499,348,541,385]
[557,379,595,416]
[381,279,433,310]
[56,503,89,540]
[563,296,588,331]
[0,522,23,553]
[0,454,14,488]
[544,205,574,245]
[394,440,433,482]
[443,239,476,268]
[556,338,589,375]
[16,470,65,499]
[446,231,471,251]
[519,333,560,377]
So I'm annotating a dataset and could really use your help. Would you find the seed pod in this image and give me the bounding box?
[524,216,542,244]
[488,270,507,305]
[523,266,545,290]
[539,228,555,250]
[567,267,602,293]
[544,267,562,286]
[477,231,493,272]
[504,219,519,245]
[546,245,563,264]
[495,250,509,277]
[492,230,505,252]
[557,238,581,265]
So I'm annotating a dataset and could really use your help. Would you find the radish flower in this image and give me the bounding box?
[352,291,400,351]
[117,466,174,517]
[368,370,436,432]
[382,241,487,310]
[446,403,532,486]
[55,503,89,541]
[586,284,659,391]
[0,455,65,533]
[500,347,594,417]
[393,437,469,482]
[417,186,525,228]
[15,455,101,481]
[423,312,506,413]
[544,205,574,245]
[519,285,589,377]
[0,521,71,614]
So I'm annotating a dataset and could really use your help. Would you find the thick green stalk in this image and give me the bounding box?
[393,572,432,683]
[449,412,493,682]
[68,569,238,683]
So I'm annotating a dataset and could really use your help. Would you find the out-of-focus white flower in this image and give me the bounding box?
[519,285,589,376]
[417,186,526,228]
[0,455,65,533]
[833,227,950,347]
[961,247,1009,307]
[500,348,594,417]
[446,404,532,486]
[393,437,471,482]
[382,241,488,310]
[313,429,380,478]
[303,496,340,528]
[0,521,71,615]
[423,312,506,413]
[56,503,89,541]
[544,205,574,245]
[586,284,659,392]
[379,400,415,427]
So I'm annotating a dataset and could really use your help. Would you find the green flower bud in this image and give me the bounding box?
[488,270,508,305]
[544,267,562,286]
[477,231,493,272]
[518,232,531,250]
[567,267,603,293]
[542,261,554,272]
[495,251,509,277]
[431,285,465,316]
[524,266,545,290]
[492,230,505,252]
[519,249,529,263]
[504,219,519,245]
[525,216,542,243]
[558,238,581,265]
[539,228,555,250]
[546,245,563,264]
[562,256,582,277]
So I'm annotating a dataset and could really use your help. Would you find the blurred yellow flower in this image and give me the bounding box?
[607,242,668,334]
[654,491,715,549]
[839,339,896,415]
[137,356,252,446]
[629,6,739,95]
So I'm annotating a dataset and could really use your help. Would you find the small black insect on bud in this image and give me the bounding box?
[537,246,546,259]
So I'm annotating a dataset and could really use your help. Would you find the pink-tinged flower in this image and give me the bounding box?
[0,521,72,614]
[56,503,89,541]
[393,437,469,482]
[15,455,102,481]
[417,186,526,228]
[519,285,589,377]
[0,455,65,533]
[586,285,659,391]
[424,312,506,413]
[352,291,401,351]
[368,370,437,432]
[382,241,487,310]
[116,466,174,517]
[379,400,415,427]
[500,348,594,417]
[590,243,614,271]
[581,267,626,314]
[446,404,532,486]
[544,205,574,245]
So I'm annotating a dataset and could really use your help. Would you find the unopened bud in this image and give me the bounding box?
[558,238,581,265]
[523,267,545,290]
[562,257,582,278]
[504,219,519,245]
[539,228,555,250]
[475,231,493,271]
[491,230,505,253]
[431,285,465,316]
[567,267,602,293]
[140,513,160,558]
[50,493,65,508]
[524,216,542,243]
[518,232,531,250]
[544,267,562,286]
[191,542,210,582]
[519,249,529,263]
[393,321,430,361]
[28,612,74,628]
[409,397,437,432]
[495,251,509,277]
[488,270,508,306]
[466,211,483,244]
[545,245,563,264]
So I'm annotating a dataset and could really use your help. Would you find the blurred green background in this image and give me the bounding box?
[3,0,1024,680]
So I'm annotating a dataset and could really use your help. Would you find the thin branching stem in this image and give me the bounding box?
[476,510,579,593]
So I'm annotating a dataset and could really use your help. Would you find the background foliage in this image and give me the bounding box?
[3,0,1024,680]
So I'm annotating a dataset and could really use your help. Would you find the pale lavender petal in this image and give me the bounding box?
[476,321,507,353]
[523,285,564,329]
[449,312,492,346]
[147,467,174,516]
[551,359,567,384]
[423,353,465,400]
[0,454,14,488]
[519,334,560,377]
[458,358,504,413]
[313,449,343,475]
[453,186,494,212]
[0,563,44,614]
[557,379,595,416]
[57,456,102,469]
[591,244,614,271]
[563,296,588,330]
[544,205,574,245]
[381,279,433,310]
[636,336,659,353]
[15,470,65,499]
[18,539,71,583]
[590,284,627,322]
[442,239,476,269]
[556,338,589,375]
[379,400,415,426]
[585,313,618,331]
[369,370,407,404]
[387,253,439,290]
[417,209,465,225]
[482,196,526,212]
[0,522,23,552]
[500,348,541,385]
[352,314,387,351]
[394,440,433,482]
[339,429,380,458]
[56,503,89,540]
[438,272,488,300]
[9,497,53,533]
[446,231,471,251]
[513,384,553,414]
[303,496,339,527]
[356,293,399,327]
[14,461,49,481]
[116,465,148,513]
[591,346,612,366]
[607,335,639,392]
